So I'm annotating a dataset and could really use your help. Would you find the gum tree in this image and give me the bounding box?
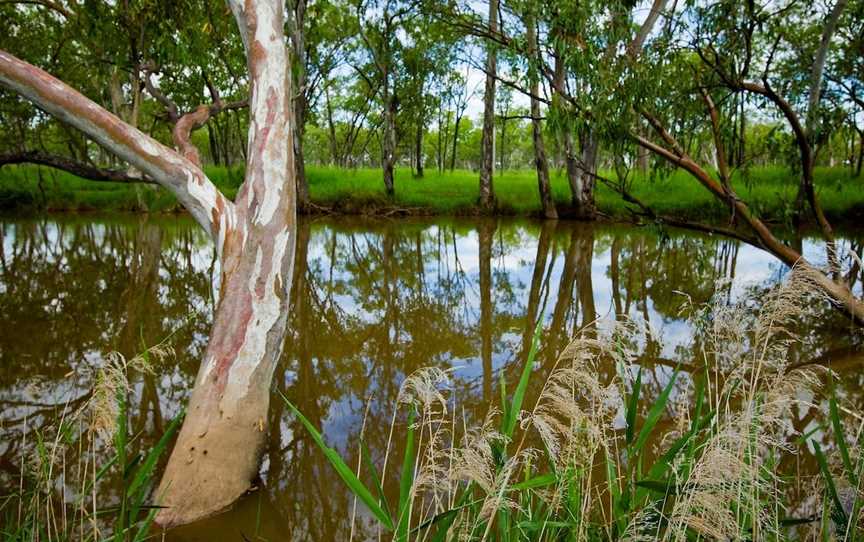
[0,0,297,527]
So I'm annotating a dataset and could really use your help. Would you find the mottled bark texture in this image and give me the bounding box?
[0,0,298,527]
[156,0,297,526]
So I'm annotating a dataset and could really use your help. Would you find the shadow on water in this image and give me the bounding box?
[0,214,861,540]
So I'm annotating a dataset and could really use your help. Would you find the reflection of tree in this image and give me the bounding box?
[0,216,213,501]
[0,217,860,540]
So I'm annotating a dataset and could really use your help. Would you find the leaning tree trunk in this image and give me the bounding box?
[526,13,557,220]
[0,0,298,527]
[478,0,498,210]
[156,0,297,526]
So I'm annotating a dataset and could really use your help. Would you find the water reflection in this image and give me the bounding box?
[0,215,861,540]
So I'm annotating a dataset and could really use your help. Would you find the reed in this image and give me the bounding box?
[285,268,864,541]
[1,342,183,542]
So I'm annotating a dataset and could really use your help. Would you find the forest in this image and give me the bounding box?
[1,0,864,540]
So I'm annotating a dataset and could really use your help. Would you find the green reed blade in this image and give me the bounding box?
[396,407,417,542]
[625,366,643,445]
[279,391,394,530]
[504,317,543,438]
[633,368,679,455]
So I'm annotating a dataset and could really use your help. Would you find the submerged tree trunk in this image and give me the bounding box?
[0,0,298,527]
[478,0,498,211]
[526,13,557,220]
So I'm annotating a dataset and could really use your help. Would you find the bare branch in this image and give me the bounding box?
[0,150,156,184]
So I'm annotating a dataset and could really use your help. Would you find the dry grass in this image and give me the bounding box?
[286,268,864,541]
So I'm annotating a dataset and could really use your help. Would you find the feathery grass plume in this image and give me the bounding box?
[666,269,826,541]
[292,268,863,541]
[3,340,179,542]
[87,345,169,442]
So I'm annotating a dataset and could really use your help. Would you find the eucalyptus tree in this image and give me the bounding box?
[522,1,557,218]
[352,0,418,195]
[1,0,300,526]
[478,0,499,209]
[288,0,353,206]
[400,18,457,178]
[622,0,864,322]
[826,0,864,176]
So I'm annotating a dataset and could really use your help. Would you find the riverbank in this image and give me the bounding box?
[1,164,862,225]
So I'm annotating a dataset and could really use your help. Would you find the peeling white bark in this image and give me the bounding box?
[0,51,231,239]
[1,0,298,527]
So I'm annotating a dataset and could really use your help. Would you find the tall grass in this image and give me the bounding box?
[1,342,183,542]
[1,164,861,224]
[285,268,864,541]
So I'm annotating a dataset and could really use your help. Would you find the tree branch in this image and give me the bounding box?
[0,49,232,237]
[0,150,156,183]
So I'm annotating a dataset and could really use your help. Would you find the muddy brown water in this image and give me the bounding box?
[0,214,861,540]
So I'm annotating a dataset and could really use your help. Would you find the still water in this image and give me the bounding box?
[0,215,861,540]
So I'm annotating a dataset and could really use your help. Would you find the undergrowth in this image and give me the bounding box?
[0,342,184,542]
[285,268,864,541]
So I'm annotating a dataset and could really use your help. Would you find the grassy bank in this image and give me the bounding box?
[1,164,862,225]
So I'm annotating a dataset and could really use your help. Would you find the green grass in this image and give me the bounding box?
[1,163,862,225]
[286,273,864,540]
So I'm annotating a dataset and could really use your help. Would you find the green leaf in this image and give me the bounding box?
[279,391,394,530]
[130,409,185,540]
[510,473,557,491]
[812,440,849,528]
[828,382,857,486]
[504,317,542,438]
[633,368,679,454]
[396,407,417,541]
[625,366,643,445]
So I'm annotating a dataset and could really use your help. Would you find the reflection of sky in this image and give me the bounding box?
[1,216,861,535]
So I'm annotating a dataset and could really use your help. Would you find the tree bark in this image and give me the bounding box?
[478,0,498,210]
[574,132,598,219]
[415,123,424,177]
[382,93,397,196]
[289,0,310,208]
[155,0,298,526]
[526,13,557,219]
[0,0,299,526]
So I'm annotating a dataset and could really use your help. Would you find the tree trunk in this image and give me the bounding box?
[0,0,300,526]
[290,0,310,209]
[794,0,848,226]
[857,130,863,177]
[478,0,498,210]
[634,120,864,324]
[575,130,598,219]
[383,93,397,196]
[450,114,461,172]
[325,85,338,166]
[415,123,424,178]
[526,12,557,219]
[155,0,297,526]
